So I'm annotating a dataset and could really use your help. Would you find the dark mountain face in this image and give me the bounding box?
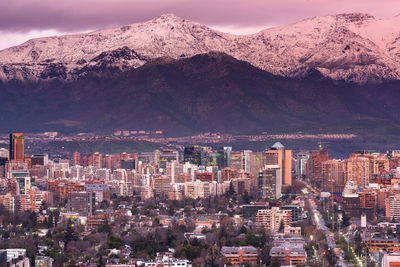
[1,52,400,136]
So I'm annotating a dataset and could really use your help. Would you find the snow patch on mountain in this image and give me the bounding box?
[1,13,400,83]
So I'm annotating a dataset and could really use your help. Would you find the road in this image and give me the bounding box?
[300,179,347,266]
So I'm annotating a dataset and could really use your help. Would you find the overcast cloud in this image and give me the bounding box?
[0,0,399,49]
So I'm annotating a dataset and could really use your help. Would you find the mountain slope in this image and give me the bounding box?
[1,13,400,83]
[1,52,400,135]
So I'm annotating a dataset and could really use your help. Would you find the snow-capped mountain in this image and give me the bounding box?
[1,13,400,83]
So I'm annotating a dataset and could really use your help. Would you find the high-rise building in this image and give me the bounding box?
[224,147,232,168]
[153,176,171,196]
[92,152,102,169]
[370,155,389,175]
[345,156,370,187]
[73,152,81,166]
[307,148,330,187]
[386,195,400,222]
[249,152,266,176]
[258,166,281,199]
[295,152,309,178]
[243,150,252,172]
[9,133,24,160]
[359,189,376,220]
[230,151,245,171]
[322,159,345,193]
[266,142,292,186]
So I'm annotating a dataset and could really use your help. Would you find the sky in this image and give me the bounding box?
[0,0,399,50]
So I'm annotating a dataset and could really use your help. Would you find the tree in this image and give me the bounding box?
[47,213,54,228]
[278,219,285,233]
[228,182,235,196]
[243,190,250,204]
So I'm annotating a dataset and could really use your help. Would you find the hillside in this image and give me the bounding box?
[1,52,400,136]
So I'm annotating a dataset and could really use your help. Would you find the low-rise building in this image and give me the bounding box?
[220,246,258,265]
[269,242,306,266]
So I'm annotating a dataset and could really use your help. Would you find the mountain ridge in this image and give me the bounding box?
[1,13,400,83]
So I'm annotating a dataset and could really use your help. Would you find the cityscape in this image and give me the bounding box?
[2,0,400,266]
[0,132,400,266]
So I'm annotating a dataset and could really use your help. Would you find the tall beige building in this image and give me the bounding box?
[256,207,291,231]
[369,155,389,175]
[92,152,102,169]
[345,156,370,187]
[230,151,245,171]
[266,142,292,186]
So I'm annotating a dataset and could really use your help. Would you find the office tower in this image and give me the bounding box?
[259,166,282,199]
[230,151,245,171]
[73,152,81,166]
[92,152,102,169]
[266,142,292,186]
[9,133,24,160]
[307,147,330,186]
[295,152,309,178]
[243,150,252,172]
[249,152,266,176]
[224,147,232,167]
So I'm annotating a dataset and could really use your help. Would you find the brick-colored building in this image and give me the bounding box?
[221,246,258,265]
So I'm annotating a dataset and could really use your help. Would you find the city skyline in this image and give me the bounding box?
[2,1,400,265]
